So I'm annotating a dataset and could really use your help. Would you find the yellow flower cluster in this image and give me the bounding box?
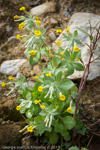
[75,58,80,61]
[16,34,23,39]
[33,76,38,79]
[60,50,65,56]
[74,46,79,52]
[56,40,62,45]
[8,76,15,80]
[18,22,25,30]
[45,73,52,77]
[60,95,66,101]
[38,86,44,92]
[40,105,46,109]
[27,126,34,132]
[34,30,41,36]
[19,6,26,11]
[14,15,20,19]
[56,29,62,33]
[36,20,41,25]
[35,100,41,104]
[67,107,72,112]
[1,82,7,87]
[39,72,44,76]
[16,106,21,111]
[60,52,64,56]
[65,26,70,32]
[35,16,39,20]
[30,50,36,56]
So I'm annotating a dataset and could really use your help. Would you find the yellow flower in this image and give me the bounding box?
[8,76,15,80]
[20,22,25,27]
[60,52,64,56]
[34,30,41,36]
[38,86,43,92]
[45,73,52,77]
[65,26,70,31]
[14,15,20,19]
[73,46,79,52]
[60,95,66,101]
[56,29,62,33]
[18,22,25,30]
[56,40,62,45]
[39,72,44,76]
[35,100,41,104]
[33,76,38,79]
[1,82,7,87]
[36,20,41,25]
[18,25,23,30]
[19,6,26,11]
[16,34,23,39]
[75,58,80,61]
[30,50,36,56]
[16,106,21,111]
[27,126,34,132]
[49,54,53,57]
[16,34,20,39]
[40,105,46,109]
[35,16,39,20]
[67,107,72,112]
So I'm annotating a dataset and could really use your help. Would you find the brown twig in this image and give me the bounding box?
[74,25,100,120]
[88,119,100,128]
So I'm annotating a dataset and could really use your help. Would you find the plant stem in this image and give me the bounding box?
[74,26,100,120]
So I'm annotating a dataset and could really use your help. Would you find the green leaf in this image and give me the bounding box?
[70,51,81,61]
[20,76,26,83]
[62,116,76,130]
[61,129,70,140]
[29,56,37,66]
[59,79,74,92]
[67,64,74,75]
[89,35,93,41]
[20,106,26,114]
[82,148,88,150]
[34,116,47,135]
[26,92,31,100]
[26,109,34,118]
[42,68,52,73]
[49,131,58,144]
[77,27,90,36]
[73,63,84,71]
[75,39,82,44]
[55,121,64,133]
[63,50,70,61]
[68,146,80,150]
[25,101,32,108]
[74,30,78,37]
[56,71,63,83]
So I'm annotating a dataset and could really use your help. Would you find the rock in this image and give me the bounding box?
[23,81,35,88]
[49,17,58,26]
[53,13,100,80]
[48,31,56,42]
[0,59,27,75]
[16,72,22,79]
[30,2,58,16]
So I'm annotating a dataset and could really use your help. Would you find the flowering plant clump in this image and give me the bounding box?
[4,6,99,149]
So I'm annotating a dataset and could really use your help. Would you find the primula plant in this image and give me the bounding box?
[2,6,100,149]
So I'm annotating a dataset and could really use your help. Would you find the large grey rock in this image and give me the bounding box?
[53,13,100,80]
[30,2,57,16]
[0,59,27,75]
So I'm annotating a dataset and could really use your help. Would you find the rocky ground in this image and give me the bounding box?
[0,0,100,150]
